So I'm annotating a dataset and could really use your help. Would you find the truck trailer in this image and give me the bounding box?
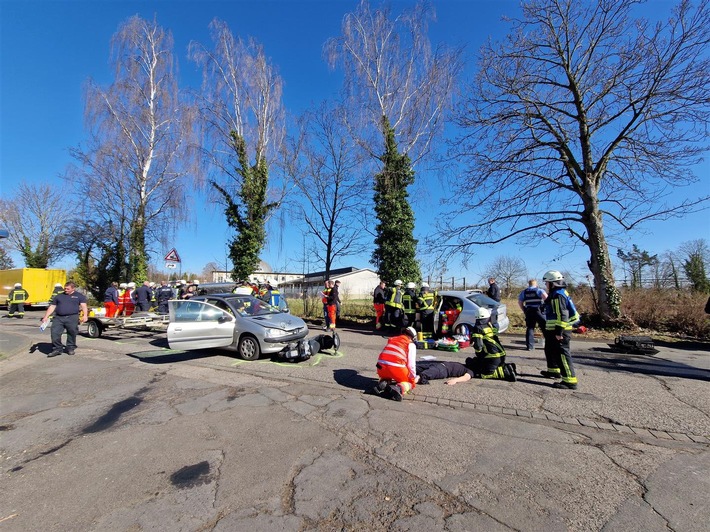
[0,268,66,307]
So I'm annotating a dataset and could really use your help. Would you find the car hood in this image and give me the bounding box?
[248,314,306,330]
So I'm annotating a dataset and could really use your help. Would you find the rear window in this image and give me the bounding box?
[467,293,500,308]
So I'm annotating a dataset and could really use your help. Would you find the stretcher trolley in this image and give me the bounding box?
[85,310,170,338]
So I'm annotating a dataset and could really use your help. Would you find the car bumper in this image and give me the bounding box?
[261,330,308,351]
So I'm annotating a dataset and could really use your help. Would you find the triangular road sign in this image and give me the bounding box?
[164,248,181,262]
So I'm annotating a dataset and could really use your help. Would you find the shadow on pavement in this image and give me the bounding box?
[333,368,378,392]
[128,349,222,364]
[575,349,710,381]
[29,342,56,355]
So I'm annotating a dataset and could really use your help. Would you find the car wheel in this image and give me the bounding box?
[87,320,102,338]
[237,335,261,361]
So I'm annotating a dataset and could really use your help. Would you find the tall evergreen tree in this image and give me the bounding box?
[371,119,420,284]
[213,132,278,282]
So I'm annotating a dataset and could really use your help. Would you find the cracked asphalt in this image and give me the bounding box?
[1,310,708,531]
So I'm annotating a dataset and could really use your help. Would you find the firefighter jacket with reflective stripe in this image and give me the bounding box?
[8,289,29,303]
[417,291,435,311]
[321,288,331,304]
[471,323,505,359]
[544,286,580,334]
[267,289,281,307]
[519,287,545,309]
[377,334,416,376]
[402,289,417,313]
[385,287,404,309]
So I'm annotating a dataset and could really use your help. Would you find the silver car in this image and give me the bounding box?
[167,294,308,360]
[433,290,509,335]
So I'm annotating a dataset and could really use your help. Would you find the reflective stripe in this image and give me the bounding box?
[402,293,415,312]
[419,293,435,310]
[386,287,404,309]
[377,359,407,368]
[377,335,410,368]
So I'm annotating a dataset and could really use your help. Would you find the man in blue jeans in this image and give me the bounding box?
[41,282,88,357]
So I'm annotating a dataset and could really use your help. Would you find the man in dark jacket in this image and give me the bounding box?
[133,281,153,312]
[486,277,501,302]
[103,282,120,317]
[373,281,386,330]
[155,280,174,314]
[326,280,339,330]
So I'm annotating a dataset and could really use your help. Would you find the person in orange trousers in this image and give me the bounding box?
[326,279,339,330]
[373,280,386,329]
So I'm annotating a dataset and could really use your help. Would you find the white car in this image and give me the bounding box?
[433,290,509,335]
[167,294,308,360]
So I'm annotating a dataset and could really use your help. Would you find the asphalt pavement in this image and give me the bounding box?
[1,309,709,531]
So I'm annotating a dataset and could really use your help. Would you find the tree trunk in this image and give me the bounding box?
[583,203,621,320]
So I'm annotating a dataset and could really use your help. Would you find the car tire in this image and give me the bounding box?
[237,334,261,361]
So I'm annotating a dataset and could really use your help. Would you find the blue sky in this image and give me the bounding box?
[1,0,708,286]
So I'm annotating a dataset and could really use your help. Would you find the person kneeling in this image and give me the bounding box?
[373,326,417,401]
[466,307,516,382]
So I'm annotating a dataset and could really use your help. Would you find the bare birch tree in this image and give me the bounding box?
[0,182,69,267]
[189,19,286,281]
[68,15,194,282]
[289,101,372,277]
[445,0,709,320]
[324,0,463,164]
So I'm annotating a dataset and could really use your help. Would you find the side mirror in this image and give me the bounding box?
[218,315,233,324]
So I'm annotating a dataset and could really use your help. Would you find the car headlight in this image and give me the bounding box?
[263,328,287,339]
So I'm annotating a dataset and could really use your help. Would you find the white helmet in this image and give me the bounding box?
[394,279,403,286]
[119,283,127,289]
[14,283,21,288]
[192,280,200,285]
[55,283,63,288]
[406,282,416,289]
[421,282,429,288]
[475,307,492,320]
[543,270,564,282]
[128,282,136,288]
[403,326,417,339]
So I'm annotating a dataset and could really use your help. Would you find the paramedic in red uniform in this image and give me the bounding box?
[372,326,418,401]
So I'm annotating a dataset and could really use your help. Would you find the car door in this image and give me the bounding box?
[167,300,235,350]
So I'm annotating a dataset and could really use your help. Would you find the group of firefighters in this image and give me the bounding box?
[373,279,437,333]
[372,270,581,401]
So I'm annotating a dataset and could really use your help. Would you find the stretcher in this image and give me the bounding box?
[85,312,170,338]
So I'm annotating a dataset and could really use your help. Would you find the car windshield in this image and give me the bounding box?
[224,295,282,317]
[467,293,500,308]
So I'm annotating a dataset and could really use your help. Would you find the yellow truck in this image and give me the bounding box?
[0,268,66,307]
